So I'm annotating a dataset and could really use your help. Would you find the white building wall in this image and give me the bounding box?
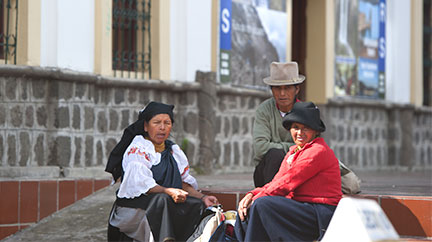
[40,0,58,67]
[40,0,95,73]
[170,1,187,81]
[170,0,212,82]
[385,0,411,104]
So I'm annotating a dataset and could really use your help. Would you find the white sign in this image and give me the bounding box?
[321,197,399,242]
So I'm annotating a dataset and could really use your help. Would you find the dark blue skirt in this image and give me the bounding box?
[234,196,336,242]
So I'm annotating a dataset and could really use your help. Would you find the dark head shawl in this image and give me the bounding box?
[105,102,175,181]
[138,101,174,123]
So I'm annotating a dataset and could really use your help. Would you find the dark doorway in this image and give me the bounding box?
[424,0,431,106]
[291,0,307,101]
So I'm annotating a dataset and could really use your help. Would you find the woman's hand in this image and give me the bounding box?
[238,193,253,221]
[165,188,189,203]
[181,182,220,207]
[201,195,219,207]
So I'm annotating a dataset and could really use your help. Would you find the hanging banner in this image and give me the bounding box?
[219,0,287,86]
[378,0,386,98]
[220,0,232,83]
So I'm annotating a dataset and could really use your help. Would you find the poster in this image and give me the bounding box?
[220,0,232,83]
[219,0,288,87]
[334,0,386,98]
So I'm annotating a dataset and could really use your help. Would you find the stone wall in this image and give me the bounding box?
[213,85,268,172]
[0,66,431,179]
[321,99,432,171]
[0,66,269,177]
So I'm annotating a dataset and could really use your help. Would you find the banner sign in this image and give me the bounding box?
[219,0,232,83]
[219,0,287,86]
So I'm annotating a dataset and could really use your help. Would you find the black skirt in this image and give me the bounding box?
[113,193,205,241]
[234,196,336,242]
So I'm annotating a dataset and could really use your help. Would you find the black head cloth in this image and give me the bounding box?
[138,101,175,123]
[105,101,175,181]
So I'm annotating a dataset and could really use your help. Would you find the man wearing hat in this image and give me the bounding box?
[253,61,305,187]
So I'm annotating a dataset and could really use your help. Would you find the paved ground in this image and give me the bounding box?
[354,170,432,196]
[2,170,431,242]
[196,170,432,196]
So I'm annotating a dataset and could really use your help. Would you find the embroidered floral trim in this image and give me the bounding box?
[181,165,189,176]
[127,147,150,161]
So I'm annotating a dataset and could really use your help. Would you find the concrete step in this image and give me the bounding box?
[2,184,116,242]
[2,170,431,241]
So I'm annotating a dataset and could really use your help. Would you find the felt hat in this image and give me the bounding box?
[263,61,305,86]
[282,102,326,132]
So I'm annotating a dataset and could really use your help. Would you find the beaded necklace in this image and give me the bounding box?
[145,137,166,153]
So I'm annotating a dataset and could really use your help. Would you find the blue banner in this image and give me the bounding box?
[220,0,232,50]
[378,0,386,73]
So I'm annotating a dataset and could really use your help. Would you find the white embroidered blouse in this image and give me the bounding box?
[117,135,198,199]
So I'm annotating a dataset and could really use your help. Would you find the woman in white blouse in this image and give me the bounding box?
[106,102,218,242]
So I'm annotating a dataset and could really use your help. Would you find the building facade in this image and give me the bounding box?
[0,0,430,239]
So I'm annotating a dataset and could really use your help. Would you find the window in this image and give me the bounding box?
[0,0,18,64]
[112,0,151,79]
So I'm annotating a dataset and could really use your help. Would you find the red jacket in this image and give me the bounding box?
[250,137,342,206]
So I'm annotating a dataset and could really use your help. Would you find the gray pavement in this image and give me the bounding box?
[2,170,431,242]
[354,170,432,196]
[195,170,432,196]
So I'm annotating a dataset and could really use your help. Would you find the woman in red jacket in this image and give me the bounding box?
[235,102,342,242]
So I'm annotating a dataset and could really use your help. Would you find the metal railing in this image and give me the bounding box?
[0,0,18,64]
[112,0,151,79]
